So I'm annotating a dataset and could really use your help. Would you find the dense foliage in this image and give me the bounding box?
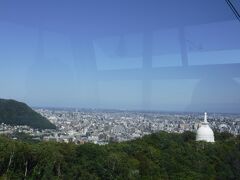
[0,131,240,179]
[0,99,56,129]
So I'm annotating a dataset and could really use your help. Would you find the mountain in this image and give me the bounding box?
[0,99,56,129]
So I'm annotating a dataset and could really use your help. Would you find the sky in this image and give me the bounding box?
[0,0,240,113]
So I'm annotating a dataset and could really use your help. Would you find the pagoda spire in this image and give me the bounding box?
[204,112,208,123]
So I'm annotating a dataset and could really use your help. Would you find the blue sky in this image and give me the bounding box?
[0,0,240,113]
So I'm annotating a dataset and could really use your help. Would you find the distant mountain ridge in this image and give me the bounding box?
[0,99,56,129]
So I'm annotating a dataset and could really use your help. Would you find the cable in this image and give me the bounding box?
[225,0,240,22]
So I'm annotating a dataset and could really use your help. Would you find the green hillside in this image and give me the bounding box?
[0,99,56,129]
[0,131,239,179]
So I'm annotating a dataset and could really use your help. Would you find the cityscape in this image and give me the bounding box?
[1,0,240,178]
[1,108,240,144]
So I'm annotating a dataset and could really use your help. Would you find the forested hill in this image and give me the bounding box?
[0,99,56,129]
[0,131,239,179]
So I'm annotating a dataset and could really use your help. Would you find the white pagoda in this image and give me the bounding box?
[196,112,215,142]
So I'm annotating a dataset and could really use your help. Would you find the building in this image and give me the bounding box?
[196,112,215,142]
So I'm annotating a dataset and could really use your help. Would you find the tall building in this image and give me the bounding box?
[196,112,215,142]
